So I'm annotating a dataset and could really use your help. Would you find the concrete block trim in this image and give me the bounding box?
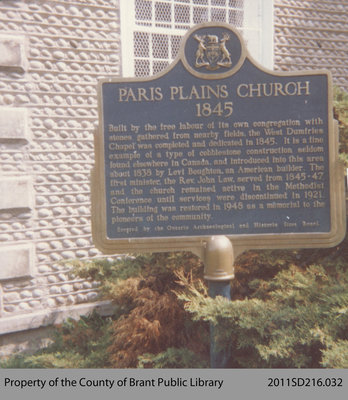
[0,176,34,211]
[0,244,35,281]
[0,301,114,335]
[0,284,2,318]
[0,35,27,72]
[0,107,29,141]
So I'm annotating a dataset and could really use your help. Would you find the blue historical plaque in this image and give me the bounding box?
[93,23,345,255]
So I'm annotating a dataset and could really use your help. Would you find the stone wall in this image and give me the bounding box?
[0,0,120,352]
[274,0,348,92]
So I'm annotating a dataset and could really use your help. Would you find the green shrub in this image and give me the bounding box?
[176,248,348,368]
[2,243,348,368]
[334,86,348,164]
[138,348,209,368]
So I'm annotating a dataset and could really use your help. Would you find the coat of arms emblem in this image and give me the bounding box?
[194,33,232,70]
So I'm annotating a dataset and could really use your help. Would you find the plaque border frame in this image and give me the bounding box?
[92,22,346,258]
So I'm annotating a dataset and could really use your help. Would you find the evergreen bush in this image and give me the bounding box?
[177,245,348,368]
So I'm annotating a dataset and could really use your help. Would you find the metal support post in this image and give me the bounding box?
[204,236,234,368]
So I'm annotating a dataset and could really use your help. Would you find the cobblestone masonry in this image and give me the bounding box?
[0,0,347,348]
[0,0,120,329]
[274,0,348,92]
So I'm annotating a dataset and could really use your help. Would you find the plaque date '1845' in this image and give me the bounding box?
[93,22,345,254]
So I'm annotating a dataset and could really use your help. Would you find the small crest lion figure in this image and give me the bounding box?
[194,32,232,70]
